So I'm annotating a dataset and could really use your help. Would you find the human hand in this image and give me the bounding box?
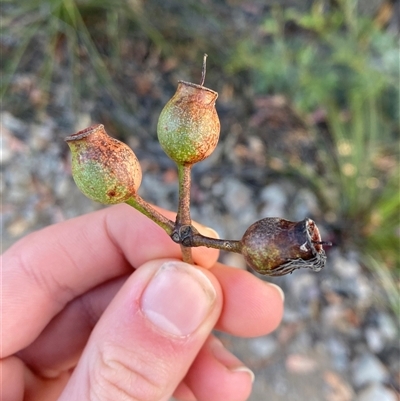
[2,204,284,401]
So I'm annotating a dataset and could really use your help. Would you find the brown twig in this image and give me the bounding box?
[176,164,194,264]
[173,224,242,254]
[125,195,175,235]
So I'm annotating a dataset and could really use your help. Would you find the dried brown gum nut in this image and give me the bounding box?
[241,217,326,276]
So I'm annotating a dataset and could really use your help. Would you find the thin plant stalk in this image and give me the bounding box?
[176,164,193,264]
[125,195,175,235]
[189,234,242,254]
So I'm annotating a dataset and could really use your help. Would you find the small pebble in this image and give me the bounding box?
[352,353,389,388]
[355,382,397,401]
[248,336,279,359]
[223,177,253,217]
[292,188,318,220]
[260,183,287,217]
[377,312,398,342]
[324,370,355,401]
[365,327,385,353]
[29,122,53,151]
[332,251,361,279]
[324,337,350,371]
[1,111,27,137]
[285,353,318,374]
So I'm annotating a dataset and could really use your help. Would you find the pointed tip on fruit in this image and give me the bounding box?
[200,53,208,86]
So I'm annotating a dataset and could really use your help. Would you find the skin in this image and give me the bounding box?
[2,204,284,401]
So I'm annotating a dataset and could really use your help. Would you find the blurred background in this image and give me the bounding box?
[2,0,399,400]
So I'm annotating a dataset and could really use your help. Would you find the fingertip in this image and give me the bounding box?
[190,223,220,268]
[191,247,219,269]
[211,263,284,337]
[261,282,284,332]
[210,337,254,384]
[192,222,220,239]
[58,259,223,401]
[265,282,285,303]
[231,366,255,383]
[140,261,217,337]
[173,382,197,401]
[185,336,253,401]
[1,356,25,401]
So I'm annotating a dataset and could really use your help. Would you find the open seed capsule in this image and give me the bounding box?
[65,124,142,204]
[241,217,327,276]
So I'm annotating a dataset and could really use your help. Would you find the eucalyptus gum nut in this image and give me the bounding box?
[241,217,327,276]
[65,124,142,204]
[157,80,220,165]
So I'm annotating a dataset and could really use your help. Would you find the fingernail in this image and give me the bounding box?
[231,366,255,383]
[267,283,285,302]
[194,223,220,239]
[204,227,220,239]
[141,261,216,336]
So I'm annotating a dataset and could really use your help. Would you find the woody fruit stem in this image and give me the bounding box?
[176,164,194,264]
[125,195,175,235]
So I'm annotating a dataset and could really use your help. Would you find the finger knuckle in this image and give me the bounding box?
[90,342,167,401]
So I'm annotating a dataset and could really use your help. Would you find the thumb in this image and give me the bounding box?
[58,259,222,401]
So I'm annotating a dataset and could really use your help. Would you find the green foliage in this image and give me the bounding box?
[1,0,169,114]
[2,0,230,124]
[229,2,398,114]
[228,1,399,297]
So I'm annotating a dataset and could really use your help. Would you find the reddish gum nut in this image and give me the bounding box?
[157,80,220,165]
[65,124,142,204]
[241,218,327,276]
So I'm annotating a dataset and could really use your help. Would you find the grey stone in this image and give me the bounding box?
[292,188,318,220]
[223,177,253,217]
[365,327,385,353]
[0,129,13,165]
[322,304,361,336]
[289,272,318,303]
[260,183,287,217]
[332,251,361,279]
[377,312,398,342]
[352,353,389,388]
[288,331,313,354]
[29,121,54,151]
[324,337,350,371]
[282,307,302,323]
[365,312,398,353]
[1,111,27,136]
[217,177,257,235]
[248,336,279,359]
[356,382,397,401]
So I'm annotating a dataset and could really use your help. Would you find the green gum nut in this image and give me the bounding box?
[241,218,327,276]
[157,80,220,165]
[65,124,142,204]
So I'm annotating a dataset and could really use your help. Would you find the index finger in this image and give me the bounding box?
[3,203,219,356]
